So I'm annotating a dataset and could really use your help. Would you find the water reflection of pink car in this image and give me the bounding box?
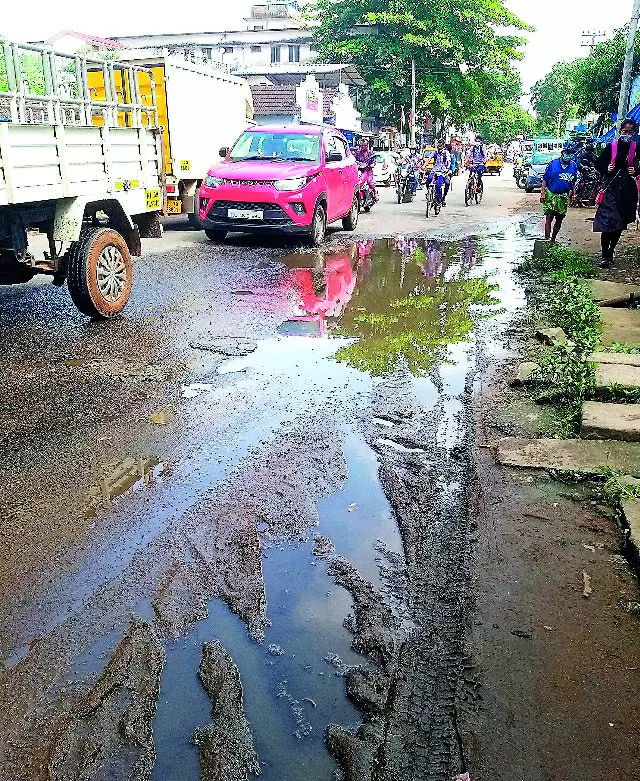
[281,251,357,337]
[198,125,360,246]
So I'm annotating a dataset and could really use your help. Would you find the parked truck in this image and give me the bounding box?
[92,53,254,227]
[0,39,164,318]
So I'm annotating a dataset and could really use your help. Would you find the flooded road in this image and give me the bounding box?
[0,214,536,780]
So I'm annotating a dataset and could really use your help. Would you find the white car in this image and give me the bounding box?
[374,152,397,187]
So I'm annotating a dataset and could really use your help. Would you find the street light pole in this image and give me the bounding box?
[616,0,640,131]
[411,57,416,147]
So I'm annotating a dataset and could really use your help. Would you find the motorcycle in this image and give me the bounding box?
[358,164,377,213]
[396,160,416,204]
[572,164,599,208]
[514,162,529,190]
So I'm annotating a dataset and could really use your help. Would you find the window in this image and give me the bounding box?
[253,25,264,30]
[202,47,212,59]
[223,46,234,54]
[251,45,262,53]
[325,136,346,161]
[289,45,300,63]
[271,45,281,64]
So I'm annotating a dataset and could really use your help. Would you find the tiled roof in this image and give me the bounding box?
[250,85,297,116]
[250,84,337,117]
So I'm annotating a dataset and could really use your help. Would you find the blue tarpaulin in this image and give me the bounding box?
[598,101,640,143]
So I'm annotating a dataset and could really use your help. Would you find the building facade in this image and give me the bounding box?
[110,2,316,72]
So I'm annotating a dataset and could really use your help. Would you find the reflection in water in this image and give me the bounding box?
[281,236,498,377]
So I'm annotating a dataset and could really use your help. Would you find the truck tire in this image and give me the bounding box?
[67,227,133,319]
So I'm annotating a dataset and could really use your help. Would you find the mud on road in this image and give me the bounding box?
[1,206,638,781]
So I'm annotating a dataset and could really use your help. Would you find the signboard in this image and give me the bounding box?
[297,75,323,125]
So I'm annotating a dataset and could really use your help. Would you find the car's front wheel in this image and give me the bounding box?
[342,194,359,231]
[309,203,327,246]
[205,229,227,242]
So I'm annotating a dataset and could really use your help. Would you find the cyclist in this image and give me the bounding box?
[467,134,488,191]
[426,139,452,206]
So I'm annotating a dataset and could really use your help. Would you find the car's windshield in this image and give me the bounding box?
[229,131,321,163]
[532,152,555,165]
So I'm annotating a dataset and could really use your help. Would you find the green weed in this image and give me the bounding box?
[519,245,596,278]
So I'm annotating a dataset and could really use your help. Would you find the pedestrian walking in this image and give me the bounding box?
[540,144,579,243]
[594,118,640,267]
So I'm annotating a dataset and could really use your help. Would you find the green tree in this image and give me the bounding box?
[530,62,578,136]
[475,101,536,144]
[308,0,531,130]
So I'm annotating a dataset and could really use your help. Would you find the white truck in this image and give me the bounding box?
[0,39,164,318]
[109,52,254,227]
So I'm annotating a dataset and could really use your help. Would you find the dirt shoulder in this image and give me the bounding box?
[465,201,640,779]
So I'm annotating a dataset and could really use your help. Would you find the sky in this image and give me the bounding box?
[0,0,634,96]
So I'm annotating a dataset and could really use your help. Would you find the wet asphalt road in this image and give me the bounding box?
[0,173,540,780]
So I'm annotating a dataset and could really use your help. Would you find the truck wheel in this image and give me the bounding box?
[67,227,133,319]
[205,229,227,242]
[309,203,326,246]
[342,195,359,231]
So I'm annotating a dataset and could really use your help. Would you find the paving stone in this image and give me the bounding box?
[536,327,568,345]
[590,351,640,367]
[594,363,640,391]
[581,402,640,441]
[511,362,538,386]
[587,279,640,304]
[620,475,640,490]
[620,498,640,557]
[599,308,640,348]
[496,437,640,476]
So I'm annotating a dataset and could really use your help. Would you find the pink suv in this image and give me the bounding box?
[198,124,360,246]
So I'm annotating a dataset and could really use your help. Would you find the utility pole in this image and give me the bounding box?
[616,0,640,131]
[411,57,416,147]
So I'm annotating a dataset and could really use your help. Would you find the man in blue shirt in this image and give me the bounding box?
[540,147,579,243]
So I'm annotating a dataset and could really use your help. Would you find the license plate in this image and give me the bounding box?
[228,208,263,221]
[145,189,161,210]
[167,198,182,214]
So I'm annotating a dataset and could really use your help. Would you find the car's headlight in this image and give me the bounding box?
[204,175,224,188]
[274,177,309,192]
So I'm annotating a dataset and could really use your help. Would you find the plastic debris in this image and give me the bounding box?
[347,503,357,512]
[582,571,592,598]
[455,773,471,781]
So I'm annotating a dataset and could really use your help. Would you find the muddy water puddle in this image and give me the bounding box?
[2,219,538,780]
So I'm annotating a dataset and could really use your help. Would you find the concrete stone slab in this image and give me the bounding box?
[621,498,640,557]
[590,351,640,367]
[599,308,640,348]
[581,402,640,441]
[511,362,538,386]
[496,437,640,476]
[595,363,640,391]
[536,327,567,345]
[587,279,640,304]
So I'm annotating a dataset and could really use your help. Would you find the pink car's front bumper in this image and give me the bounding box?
[198,183,317,234]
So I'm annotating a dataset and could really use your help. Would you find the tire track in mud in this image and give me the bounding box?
[324,373,476,781]
[0,414,349,781]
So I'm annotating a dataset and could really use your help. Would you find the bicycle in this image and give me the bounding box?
[425,174,446,217]
[465,167,484,207]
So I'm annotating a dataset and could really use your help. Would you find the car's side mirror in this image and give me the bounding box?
[219,147,230,158]
[326,151,343,163]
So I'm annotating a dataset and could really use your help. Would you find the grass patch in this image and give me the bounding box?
[601,342,640,354]
[519,244,596,278]
[519,245,602,437]
[598,468,640,504]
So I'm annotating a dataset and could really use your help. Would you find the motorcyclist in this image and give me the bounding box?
[426,139,452,206]
[405,146,422,195]
[354,139,378,202]
[467,134,488,190]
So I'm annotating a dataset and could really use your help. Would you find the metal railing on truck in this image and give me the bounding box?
[0,39,158,128]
